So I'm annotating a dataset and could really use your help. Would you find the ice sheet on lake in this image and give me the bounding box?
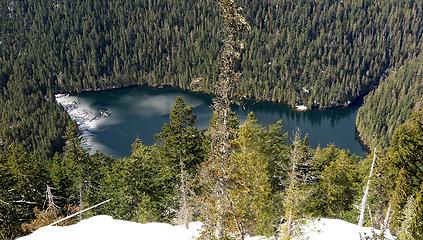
[55,94,111,153]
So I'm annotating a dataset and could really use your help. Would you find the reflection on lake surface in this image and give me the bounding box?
[69,86,367,158]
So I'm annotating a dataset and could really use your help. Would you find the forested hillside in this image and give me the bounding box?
[1,0,422,158]
[356,52,423,149]
[1,0,422,108]
[1,0,423,239]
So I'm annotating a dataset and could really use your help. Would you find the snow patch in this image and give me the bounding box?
[296,218,396,240]
[18,216,396,240]
[18,216,202,240]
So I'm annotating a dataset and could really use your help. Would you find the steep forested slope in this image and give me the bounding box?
[1,1,423,239]
[1,0,422,154]
[356,52,423,149]
[1,0,422,109]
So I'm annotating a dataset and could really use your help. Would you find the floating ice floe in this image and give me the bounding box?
[295,105,308,111]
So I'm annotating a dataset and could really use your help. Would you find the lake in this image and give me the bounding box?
[58,86,367,158]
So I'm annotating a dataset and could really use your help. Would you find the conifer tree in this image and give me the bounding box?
[390,168,412,233]
[260,122,289,184]
[397,196,416,240]
[97,98,204,223]
[198,0,250,238]
[389,109,423,189]
[50,122,88,206]
[156,96,204,225]
[308,146,360,220]
[280,129,313,238]
[97,155,134,221]
[129,140,171,222]
[411,185,423,239]
[0,144,45,239]
[226,113,272,237]
[156,96,203,172]
[98,139,166,222]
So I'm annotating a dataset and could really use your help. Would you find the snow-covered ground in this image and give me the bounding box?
[17,216,395,240]
[296,218,395,240]
[17,216,203,240]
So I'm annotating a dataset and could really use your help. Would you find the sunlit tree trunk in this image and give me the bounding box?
[358,148,377,227]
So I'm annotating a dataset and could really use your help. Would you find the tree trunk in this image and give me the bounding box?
[381,203,391,237]
[358,148,377,226]
[180,158,189,229]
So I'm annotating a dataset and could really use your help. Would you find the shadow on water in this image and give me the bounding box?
[75,86,367,158]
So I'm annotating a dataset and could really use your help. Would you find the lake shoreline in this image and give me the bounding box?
[55,85,369,158]
[55,83,366,112]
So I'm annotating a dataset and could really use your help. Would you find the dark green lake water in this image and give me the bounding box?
[73,86,367,158]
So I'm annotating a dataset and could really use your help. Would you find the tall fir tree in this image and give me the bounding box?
[156,96,204,224]
[0,144,47,239]
[226,113,273,237]
[50,122,88,207]
[397,195,416,240]
[390,168,413,233]
[198,0,250,238]
[307,146,361,221]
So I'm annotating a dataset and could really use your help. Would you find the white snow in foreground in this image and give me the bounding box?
[17,215,203,240]
[296,218,396,240]
[17,216,395,240]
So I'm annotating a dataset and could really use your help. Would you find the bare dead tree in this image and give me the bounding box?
[380,203,392,239]
[21,186,60,232]
[45,185,59,212]
[359,148,377,227]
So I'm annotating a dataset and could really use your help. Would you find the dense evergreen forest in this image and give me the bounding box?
[1,0,422,159]
[1,98,422,239]
[1,0,422,108]
[1,0,423,239]
[356,51,423,149]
